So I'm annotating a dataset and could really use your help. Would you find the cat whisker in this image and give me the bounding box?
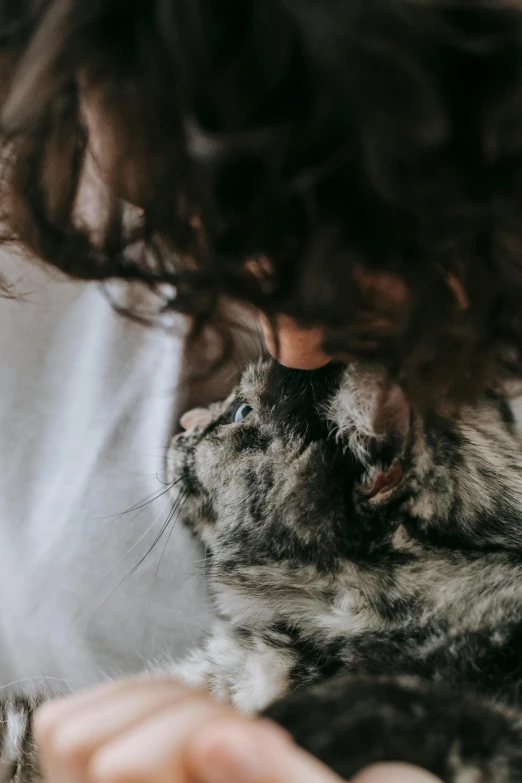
[100,495,174,581]
[144,492,191,650]
[122,489,190,586]
[155,469,173,486]
[90,491,187,619]
[0,676,73,695]
[94,479,182,524]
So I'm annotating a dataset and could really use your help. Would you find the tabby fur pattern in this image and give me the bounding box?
[166,360,522,782]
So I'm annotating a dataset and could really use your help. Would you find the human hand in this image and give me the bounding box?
[34,677,442,783]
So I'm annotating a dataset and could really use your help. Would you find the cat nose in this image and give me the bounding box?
[179,408,213,433]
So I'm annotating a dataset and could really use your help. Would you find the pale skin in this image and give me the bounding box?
[33,320,443,783]
[34,678,441,783]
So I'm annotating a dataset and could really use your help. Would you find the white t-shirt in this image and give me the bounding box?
[0,251,227,695]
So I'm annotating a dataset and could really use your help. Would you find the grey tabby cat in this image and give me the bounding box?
[167,360,522,782]
[4,359,522,782]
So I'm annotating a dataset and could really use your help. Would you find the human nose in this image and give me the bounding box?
[259,314,332,370]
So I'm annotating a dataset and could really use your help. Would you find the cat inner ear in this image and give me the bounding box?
[327,364,411,503]
[360,457,404,503]
[359,384,409,504]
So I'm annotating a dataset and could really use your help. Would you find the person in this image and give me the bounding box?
[2,1,522,781]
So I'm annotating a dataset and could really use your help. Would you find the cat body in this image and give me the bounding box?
[165,361,522,781]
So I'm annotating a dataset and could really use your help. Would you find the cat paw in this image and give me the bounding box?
[264,675,522,783]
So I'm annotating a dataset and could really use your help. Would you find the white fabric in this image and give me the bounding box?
[0,251,217,695]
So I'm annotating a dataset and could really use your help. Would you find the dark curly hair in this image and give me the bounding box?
[2,0,522,403]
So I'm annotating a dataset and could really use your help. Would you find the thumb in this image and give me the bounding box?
[185,718,343,783]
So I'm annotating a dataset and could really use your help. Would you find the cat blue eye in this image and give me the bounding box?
[233,403,253,423]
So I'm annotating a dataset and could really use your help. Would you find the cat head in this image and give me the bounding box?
[167,360,522,575]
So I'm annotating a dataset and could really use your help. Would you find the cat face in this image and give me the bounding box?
[168,360,522,577]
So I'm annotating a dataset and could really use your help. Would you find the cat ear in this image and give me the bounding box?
[327,364,410,503]
[179,407,213,432]
[371,382,411,444]
[358,456,405,505]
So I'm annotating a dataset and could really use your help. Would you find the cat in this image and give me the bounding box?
[165,359,522,782]
[5,358,522,782]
